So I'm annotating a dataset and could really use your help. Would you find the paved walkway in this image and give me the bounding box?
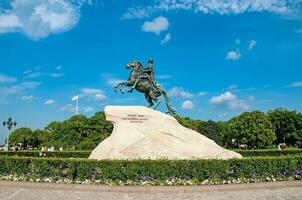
[0,181,301,200]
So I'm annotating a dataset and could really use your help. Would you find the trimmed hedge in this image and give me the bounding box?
[0,149,301,158]
[0,155,301,185]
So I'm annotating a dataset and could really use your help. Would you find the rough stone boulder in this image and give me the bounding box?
[89,106,242,160]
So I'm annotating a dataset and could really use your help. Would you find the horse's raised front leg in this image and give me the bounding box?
[114,82,126,94]
[114,83,121,93]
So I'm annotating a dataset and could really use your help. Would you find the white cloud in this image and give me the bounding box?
[168,87,193,99]
[72,0,97,6]
[127,0,298,17]
[123,0,302,20]
[101,74,123,87]
[142,16,169,35]
[44,99,55,105]
[0,13,23,33]
[21,95,34,100]
[225,50,241,60]
[288,81,302,87]
[0,0,87,40]
[248,40,257,50]
[60,103,74,112]
[122,7,151,19]
[25,72,64,79]
[84,106,94,112]
[157,74,173,79]
[198,91,207,96]
[209,91,253,110]
[80,88,107,101]
[160,33,171,44]
[227,84,239,90]
[3,81,41,95]
[95,93,106,101]
[23,66,42,74]
[24,66,64,79]
[182,100,194,110]
[0,74,17,83]
[81,88,103,95]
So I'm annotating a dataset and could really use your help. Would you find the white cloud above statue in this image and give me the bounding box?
[0,74,17,83]
[124,0,300,19]
[44,99,55,105]
[0,0,91,40]
[182,100,194,110]
[80,88,107,101]
[209,91,254,111]
[169,87,194,99]
[160,33,171,44]
[226,50,241,60]
[142,16,169,35]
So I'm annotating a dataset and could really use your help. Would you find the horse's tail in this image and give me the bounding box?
[162,89,176,116]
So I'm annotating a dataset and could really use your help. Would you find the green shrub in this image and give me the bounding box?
[0,155,301,185]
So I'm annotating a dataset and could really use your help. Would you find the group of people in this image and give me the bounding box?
[39,146,63,156]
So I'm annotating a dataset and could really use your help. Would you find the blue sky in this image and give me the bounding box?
[1,0,302,143]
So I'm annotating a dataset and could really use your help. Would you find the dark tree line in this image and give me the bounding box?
[8,112,112,150]
[177,108,302,148]
[7,108,302,150]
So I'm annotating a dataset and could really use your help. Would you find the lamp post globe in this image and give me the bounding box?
[2,117,17,151]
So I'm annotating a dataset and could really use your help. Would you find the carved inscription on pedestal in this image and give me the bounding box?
[122,114,148,123]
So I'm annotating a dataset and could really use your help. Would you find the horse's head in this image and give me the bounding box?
[125,60,143,71]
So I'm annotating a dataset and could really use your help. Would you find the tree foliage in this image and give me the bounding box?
[44,112,112,150]
[9,112,112,150]
[9,127,37,147]
[175,115,202,131]
[197,120,225,146]
[229,111,276,148]
[7,108,302,150]
[268,108,302,147]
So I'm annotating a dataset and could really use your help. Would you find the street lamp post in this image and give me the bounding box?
[2,118,17,151]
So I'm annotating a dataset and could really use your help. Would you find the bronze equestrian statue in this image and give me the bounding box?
[114,59,176,116]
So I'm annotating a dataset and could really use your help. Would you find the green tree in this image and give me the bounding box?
[229,111,276,148]
[9,127,37,147]
[46,115,89,149]
[84,111,113,148]
[268,108,302,147]
[197,120,223,146]
[197,121,232,147]
[44,112,113,150]
[175,115,202,131]
[217,121,233,147]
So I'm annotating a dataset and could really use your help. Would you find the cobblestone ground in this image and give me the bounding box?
[0,181,301,200]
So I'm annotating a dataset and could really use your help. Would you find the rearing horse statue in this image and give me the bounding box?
[114,60,176,116]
